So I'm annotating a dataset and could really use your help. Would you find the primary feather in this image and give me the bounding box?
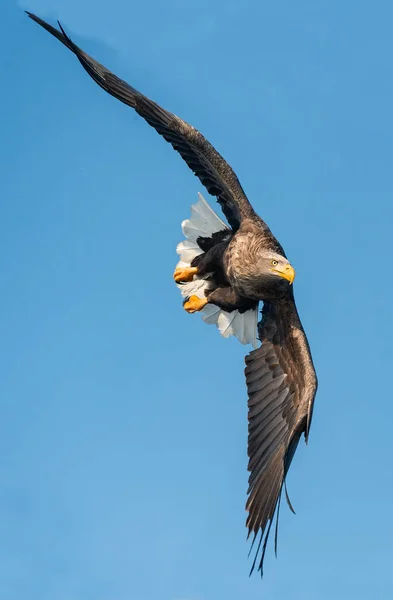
[26,11,258,231]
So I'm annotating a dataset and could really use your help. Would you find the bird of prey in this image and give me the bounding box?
[27,12,318,576]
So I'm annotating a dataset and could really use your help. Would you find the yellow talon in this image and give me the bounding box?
[183,295,208,313]
[173,267,198,283]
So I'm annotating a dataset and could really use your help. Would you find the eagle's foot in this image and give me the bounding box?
[183,295,208,313]
[173,267,198,283]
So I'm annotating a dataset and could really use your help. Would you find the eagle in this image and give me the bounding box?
[27,12,318,576]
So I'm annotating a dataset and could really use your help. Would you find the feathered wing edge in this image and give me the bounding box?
[244,299,317,576]
[176,193,258,347]
[26,11,258,231]
[246,432,303,576]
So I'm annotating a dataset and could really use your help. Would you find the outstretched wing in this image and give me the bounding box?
[26,12,256,231]
[244,295,317,575]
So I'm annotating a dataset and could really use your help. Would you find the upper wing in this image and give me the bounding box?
[26,12,256,231]
[244,294,317,575]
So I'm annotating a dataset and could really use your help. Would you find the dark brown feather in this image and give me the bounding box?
[244,294,317,575]
[26,12,258,231]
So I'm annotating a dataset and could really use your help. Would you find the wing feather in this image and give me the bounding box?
[244,296,317,575]
[26,12,256,231]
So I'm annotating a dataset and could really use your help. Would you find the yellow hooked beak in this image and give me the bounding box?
[271,263,296,285]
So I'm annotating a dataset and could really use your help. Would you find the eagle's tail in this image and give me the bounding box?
[175,194,258,348]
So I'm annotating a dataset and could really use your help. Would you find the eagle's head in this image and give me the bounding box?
[254,251,296,299]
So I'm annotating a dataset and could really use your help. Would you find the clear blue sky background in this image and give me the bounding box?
[2,1,393,599]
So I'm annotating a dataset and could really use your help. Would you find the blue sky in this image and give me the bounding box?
[2,0,393,598]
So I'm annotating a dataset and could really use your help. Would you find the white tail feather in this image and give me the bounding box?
[176,193,258,348]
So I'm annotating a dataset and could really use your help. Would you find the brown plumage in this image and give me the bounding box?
[27,12,318,576]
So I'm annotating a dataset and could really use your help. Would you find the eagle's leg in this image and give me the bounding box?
[174,238,228,283]
[190,242,227,276]
[173,266,198,283]
[184,286,255,314]
[207,286,256,313]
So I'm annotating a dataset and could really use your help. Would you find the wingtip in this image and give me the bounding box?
[25,10,44,24]
[248,563,264,579]
[284,481,296,515]
[25,11,75,52]
[305,428,311,445]
[57,19,68,39]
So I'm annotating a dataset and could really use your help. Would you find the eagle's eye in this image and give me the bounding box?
[270,259,278,267]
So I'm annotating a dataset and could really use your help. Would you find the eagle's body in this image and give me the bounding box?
[225,219,287,300]
[27,12,318,576]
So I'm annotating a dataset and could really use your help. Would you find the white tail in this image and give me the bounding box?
[175,193,258,348]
